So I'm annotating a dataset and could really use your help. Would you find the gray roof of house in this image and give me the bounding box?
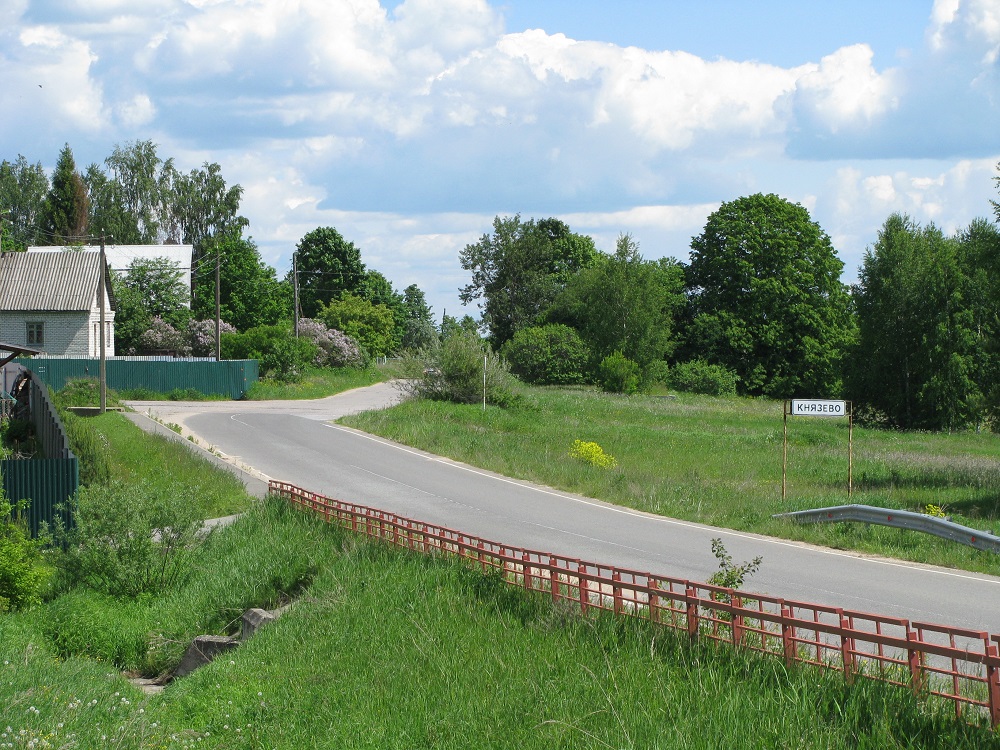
[0,251,114,312]
[27,244,193,292]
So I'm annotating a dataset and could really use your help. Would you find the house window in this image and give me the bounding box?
[26,322,44,346]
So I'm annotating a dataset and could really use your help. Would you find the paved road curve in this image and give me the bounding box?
[128,384,1000,635]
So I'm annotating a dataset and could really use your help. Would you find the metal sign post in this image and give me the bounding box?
[782,399,853,501]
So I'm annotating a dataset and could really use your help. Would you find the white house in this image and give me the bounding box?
[0,251,116,357]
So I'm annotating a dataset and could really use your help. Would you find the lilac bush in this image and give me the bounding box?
[139,317,187,354]
[188,319,237,357]
[298,318,366,368]
[138,317,236,356]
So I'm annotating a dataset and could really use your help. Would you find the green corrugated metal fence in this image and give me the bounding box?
[1,457,77,538]
[15,357,258,399]
[1,368,79,538]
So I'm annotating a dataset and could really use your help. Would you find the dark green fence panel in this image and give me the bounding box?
[1,457,77,538]
[14,358,258,399]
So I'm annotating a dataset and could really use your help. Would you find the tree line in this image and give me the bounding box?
[460,179,1000,432]
[5,141,999,431]
[0,141,454,379]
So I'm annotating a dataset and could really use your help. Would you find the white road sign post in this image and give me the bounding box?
[783,399,853,501]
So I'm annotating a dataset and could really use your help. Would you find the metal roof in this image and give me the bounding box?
[27,244,193,292]
[0,251,112,311]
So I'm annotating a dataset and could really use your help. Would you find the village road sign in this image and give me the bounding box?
[790,399,847,417]
[783,399,854,501]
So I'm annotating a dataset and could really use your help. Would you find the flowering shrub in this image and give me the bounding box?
[923,504,947,518]
[187,319,237,357]
[139,317,187,354]
[138,317,237,356]
[297,318,367,368]
[568,440,617,469]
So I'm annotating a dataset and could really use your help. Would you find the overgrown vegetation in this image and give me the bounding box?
[0,493,48,612]
[400,330,522,407]
[47,479,205,598]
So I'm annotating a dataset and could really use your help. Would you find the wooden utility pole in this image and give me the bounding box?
[293,252,300,338]
[215,249,222,361]
[99,236,108,413]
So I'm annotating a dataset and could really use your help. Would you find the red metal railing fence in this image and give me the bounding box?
[269,480,1000,729]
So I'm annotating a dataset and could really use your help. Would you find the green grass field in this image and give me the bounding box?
[341,386,1000,575]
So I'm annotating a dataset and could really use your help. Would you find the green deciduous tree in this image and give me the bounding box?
[685,193,854,398]
[958,218,1000,425]
[111,256,191,353]
[547,234,685,368]
[86,140,174,244]
[222,325,317,381]
[849,214,979,431]
[42,144,89,244]
[402,283,433,324]
[359,269,405,352]
[400,283,438,351]
[440,313,481,340]
[166,161,249,268]
[294,227,366,319]
[193,235,290,332]
[459,215,598,348]
[0,155,49,250]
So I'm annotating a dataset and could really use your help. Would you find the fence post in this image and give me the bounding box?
[839,611,855,685]
[685,585,699,639]
[649,579,659,624]
[478,540,487,572]
[907,629,924,698]
[781,603,796,665]
[987,643,1000,729]
[732,595,744,648]
[549,556,559,602]
[578,563,589,614]
[612,571,623,615]
[523,551,532,592]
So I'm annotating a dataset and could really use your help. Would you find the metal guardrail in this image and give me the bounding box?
[773,505,1000,555]
[271,480,1000,728]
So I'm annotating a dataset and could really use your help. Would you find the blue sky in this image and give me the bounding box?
[1,0,998,321]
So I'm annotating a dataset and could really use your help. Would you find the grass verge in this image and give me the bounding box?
[73,410,250,519]
[243,364,394,400]
[340,386,1000,575]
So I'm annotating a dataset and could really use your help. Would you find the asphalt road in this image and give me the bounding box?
[127,383,1000,635]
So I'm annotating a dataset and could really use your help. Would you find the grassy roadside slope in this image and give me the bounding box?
[3,499,997,749]
[341,386,1000,575]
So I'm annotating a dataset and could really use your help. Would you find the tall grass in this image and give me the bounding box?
[78,411,250,519]
[342,386,1000,575]
[3,505,997,749]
